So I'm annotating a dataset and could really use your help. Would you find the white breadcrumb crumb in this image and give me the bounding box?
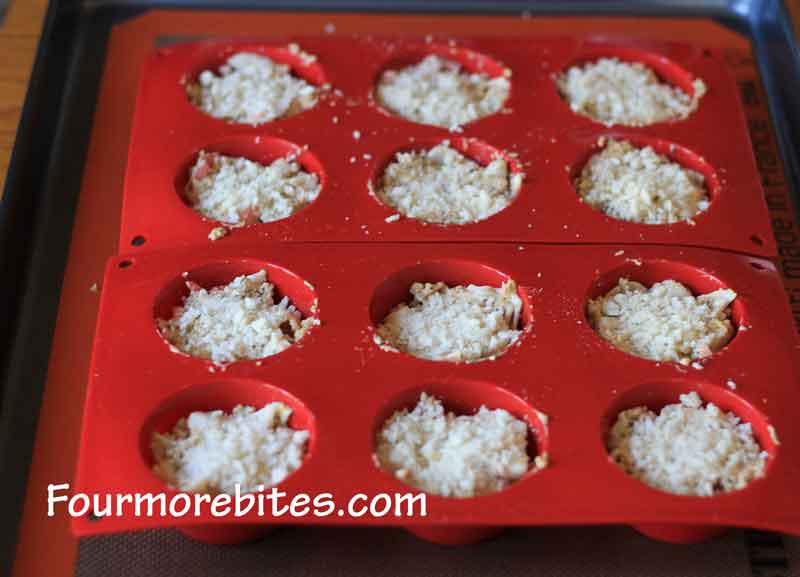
[768,425,780,445]
[556,57,706,126]
[186,52,318,125]
[89,283,99,293]
[576,140,709,224]
[152,403,309,494]
[385,213,401,223]
[208,226,228,241]
[608,392,767,496]
[691,361,705,370]
[587,278,736,364]
[726,379,737,390]
[186,151,320,226]
[158,270,316,364]
[376,280,523,362]
[376,141,521,225]
[376,54,509,130]
[375,393,536,497]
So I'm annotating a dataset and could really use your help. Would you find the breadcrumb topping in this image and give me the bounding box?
[556,57,706,126]
[587,278,736,364]
[376,141,521,225]
[376,54,509,130]
[152,403,309,494]
[158,270,316,364]
[576,139,709,224]
[375,393,535,497]
[608,392,767,496]
[208,226,228,241]
[186,151,320,226]
[376,280,523,362]
[186,52,318,125]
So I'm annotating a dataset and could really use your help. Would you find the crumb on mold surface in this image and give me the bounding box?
[208,226,228,241]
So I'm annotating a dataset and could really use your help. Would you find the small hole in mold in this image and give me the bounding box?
[119,260,133,269]
[750,261,766,271]
[750,235,764,246]
[131,235,146,247]
[87,512,102,522]
[373,381,549,497]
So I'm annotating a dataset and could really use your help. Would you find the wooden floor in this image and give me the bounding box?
[0,0,47,196]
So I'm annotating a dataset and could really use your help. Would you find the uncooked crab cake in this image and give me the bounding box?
[157,270,317,364]
[587,278,736,364]
[555,57,706,126]
[375,280,523,362]
[186,51,319,125]
[375,54,510,130]
[375,393,541,497]
[607,392,768,496]
[376,141,522,225]
[152,402,309,494]
[576,139,710,225]
[185,150,321,226]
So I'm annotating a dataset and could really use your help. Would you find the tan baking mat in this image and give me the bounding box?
[75,527,794,577]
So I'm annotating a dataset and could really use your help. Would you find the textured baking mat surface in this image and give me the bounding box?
[76,527,797,577]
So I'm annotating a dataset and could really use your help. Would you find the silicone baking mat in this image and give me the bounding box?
[7,8,800,577]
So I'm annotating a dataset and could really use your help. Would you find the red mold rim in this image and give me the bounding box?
[372,380,550,498]
[570,134,720,226]
[584,259,745,361]
[601,379,778,498]
[154,259,319,363]
[555,45,702,124]
[175,135,326,227]
[181,42,329,123]
[371,44,511,124]
[140,379,317,488]
[368,136,525,226]
[368,259,533,362]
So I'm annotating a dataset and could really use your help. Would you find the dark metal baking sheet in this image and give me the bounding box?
[1,1,799,576]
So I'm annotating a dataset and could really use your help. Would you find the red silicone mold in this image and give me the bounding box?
[73,243,800,545]
[120,37,775,256]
